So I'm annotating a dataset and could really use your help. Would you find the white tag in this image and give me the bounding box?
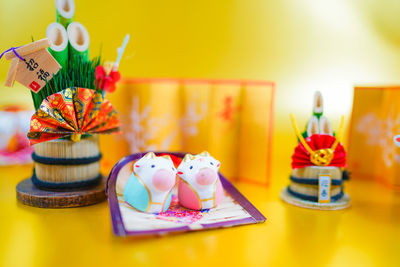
[318,174,331,203]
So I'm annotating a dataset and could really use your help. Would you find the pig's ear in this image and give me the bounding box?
[183,154,195,162]
[144,152,156,159]
[216,160,221,168]
[199,151,210,157]
[162,155,175,166]
[162,155,171,160]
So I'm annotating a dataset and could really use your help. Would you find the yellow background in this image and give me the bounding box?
[2,0,400,170]
[0,0,400,180]
[1,0,400,266]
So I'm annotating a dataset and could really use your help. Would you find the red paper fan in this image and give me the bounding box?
[27,87,121,145]
[291,134,346,169]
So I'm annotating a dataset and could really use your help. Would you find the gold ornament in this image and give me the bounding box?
[310,149,334,166]
[290,113,344,167]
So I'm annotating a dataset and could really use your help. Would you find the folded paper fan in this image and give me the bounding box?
[28,87,120,145]
[291,134,346,169]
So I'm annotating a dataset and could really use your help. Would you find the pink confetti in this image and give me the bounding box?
[156,195,208,224]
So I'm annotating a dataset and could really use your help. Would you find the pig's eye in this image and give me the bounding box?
[190,166,193,170]
[210,162,214,165]
[151,165,155,168]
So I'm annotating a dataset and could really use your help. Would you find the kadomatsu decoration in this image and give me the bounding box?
[280,92,350,210]
[2,0,127,208]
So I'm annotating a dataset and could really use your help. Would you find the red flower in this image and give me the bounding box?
[95,66,121,93]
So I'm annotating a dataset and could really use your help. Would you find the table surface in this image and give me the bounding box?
[1,164,399,267]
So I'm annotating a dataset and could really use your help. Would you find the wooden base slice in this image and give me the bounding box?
[280,188,350,211]
[16,177,106,208]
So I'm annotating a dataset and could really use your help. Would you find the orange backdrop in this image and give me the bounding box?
[101,78,274,184]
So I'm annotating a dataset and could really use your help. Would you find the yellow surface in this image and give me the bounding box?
[1,164,400,267]
[1,0,400,266]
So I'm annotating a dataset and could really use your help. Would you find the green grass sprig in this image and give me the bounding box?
[30,54,102,110]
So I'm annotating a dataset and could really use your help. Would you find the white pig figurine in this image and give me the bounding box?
[123,152,177,213]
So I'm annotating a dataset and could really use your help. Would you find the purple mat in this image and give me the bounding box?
[106,152,266,237]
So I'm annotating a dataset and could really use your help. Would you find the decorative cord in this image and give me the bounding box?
[0,46,25,61]
[32,152,102,165]
[31,170,102,189]
[290,175,343,186]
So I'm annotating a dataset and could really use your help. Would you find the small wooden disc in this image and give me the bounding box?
[16,177,107,208]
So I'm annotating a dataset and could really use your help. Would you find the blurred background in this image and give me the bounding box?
[1,0,400,187]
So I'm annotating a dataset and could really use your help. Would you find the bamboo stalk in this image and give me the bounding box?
[46,22,69,69]
[67,22,90,61]
[55,0,75,27]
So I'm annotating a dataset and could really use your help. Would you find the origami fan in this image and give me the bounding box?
[28,87,120,145]
[291,134,346,169]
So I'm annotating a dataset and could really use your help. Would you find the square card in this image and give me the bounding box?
[106,152,266,237]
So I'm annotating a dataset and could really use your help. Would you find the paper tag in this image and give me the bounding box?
[15,50,61,93]
[318,174,331,203]
[4,39,61,93]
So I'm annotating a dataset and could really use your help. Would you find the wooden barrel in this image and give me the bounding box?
[288,166,343,201]
[32,135,102,189]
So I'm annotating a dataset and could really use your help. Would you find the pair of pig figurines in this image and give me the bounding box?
[123,151,223,213]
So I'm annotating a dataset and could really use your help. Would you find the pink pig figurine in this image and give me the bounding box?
[177,151,223,210]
